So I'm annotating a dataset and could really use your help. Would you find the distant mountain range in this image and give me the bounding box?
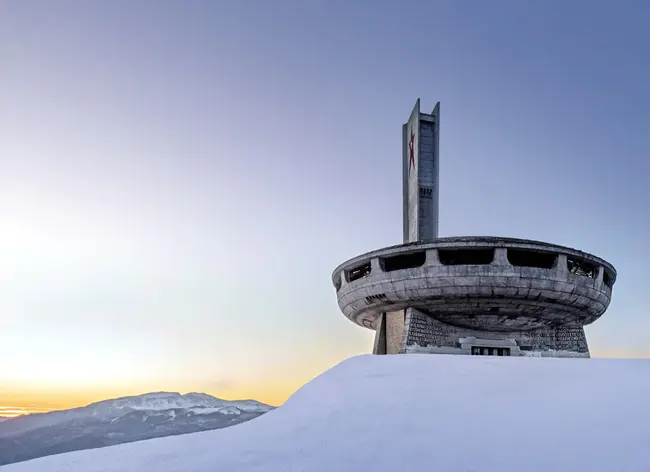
[0,392,273,466]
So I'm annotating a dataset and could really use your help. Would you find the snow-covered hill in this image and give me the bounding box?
[0,392,272,466]
[3,354,650,472]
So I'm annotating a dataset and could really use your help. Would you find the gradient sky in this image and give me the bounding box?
[1,0,649,415]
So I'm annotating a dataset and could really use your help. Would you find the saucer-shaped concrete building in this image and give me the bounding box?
[332,100,616,357]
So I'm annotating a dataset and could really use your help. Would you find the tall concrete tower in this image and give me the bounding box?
[332,100,616,357]
[403,99,440,243]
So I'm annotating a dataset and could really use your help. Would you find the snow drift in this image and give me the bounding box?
[3,354,650,472]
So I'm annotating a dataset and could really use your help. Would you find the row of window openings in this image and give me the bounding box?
[343,249,613,287]
[471,346,511,356]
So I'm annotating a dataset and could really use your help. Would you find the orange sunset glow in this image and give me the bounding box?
[5,343,648,419]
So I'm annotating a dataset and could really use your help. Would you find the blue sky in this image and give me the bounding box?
[1,0,649,409]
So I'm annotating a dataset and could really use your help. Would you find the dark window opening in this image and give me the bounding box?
[567,257,597,278]
[507,249,556,269]
[380,251,426,272]
[603,269,614,288]
[438,249,494,265]
[519,345,532,351]
[346,262,371,282]
[419,187,433,198]
[471,346,510,356]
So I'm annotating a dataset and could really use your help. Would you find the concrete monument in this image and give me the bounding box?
[332,100,616,357]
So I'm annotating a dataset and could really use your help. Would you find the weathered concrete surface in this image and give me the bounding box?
[335,237,614,331]
[385,311,405,354]
[402,100,440,242]
[372,313,387,355]
[340,237,614,357]
[400,307,590,357]
[371,306,591,358]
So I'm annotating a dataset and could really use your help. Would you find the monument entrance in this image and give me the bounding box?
[471,347,511,356]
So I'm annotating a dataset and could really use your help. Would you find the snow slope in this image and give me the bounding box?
[3,354,650,472]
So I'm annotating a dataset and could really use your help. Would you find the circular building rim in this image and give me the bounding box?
[332,236,616,286]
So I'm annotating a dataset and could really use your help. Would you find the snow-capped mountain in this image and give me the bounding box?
[0,392,273,466]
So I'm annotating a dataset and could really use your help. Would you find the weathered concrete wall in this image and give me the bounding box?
[402,308,590,357]
[372,311,406,355]
[403,100,420,242]
[402,100,440,243]
[385,311,405,354]
[372,313,387,355]
[417,106,439,241]
[334,239,614,332]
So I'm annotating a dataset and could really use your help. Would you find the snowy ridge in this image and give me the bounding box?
[0,392,273,465]
[84,392,271,416]
[3,354,650,472]
[1,392,272,435]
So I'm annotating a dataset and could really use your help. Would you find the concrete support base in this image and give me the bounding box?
[372,313,387,355]
[372,308,590,358]
[372,311,406,354]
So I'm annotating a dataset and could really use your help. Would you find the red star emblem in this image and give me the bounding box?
[408,129,415,172]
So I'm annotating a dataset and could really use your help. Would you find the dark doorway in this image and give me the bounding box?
[471,346,510,356]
